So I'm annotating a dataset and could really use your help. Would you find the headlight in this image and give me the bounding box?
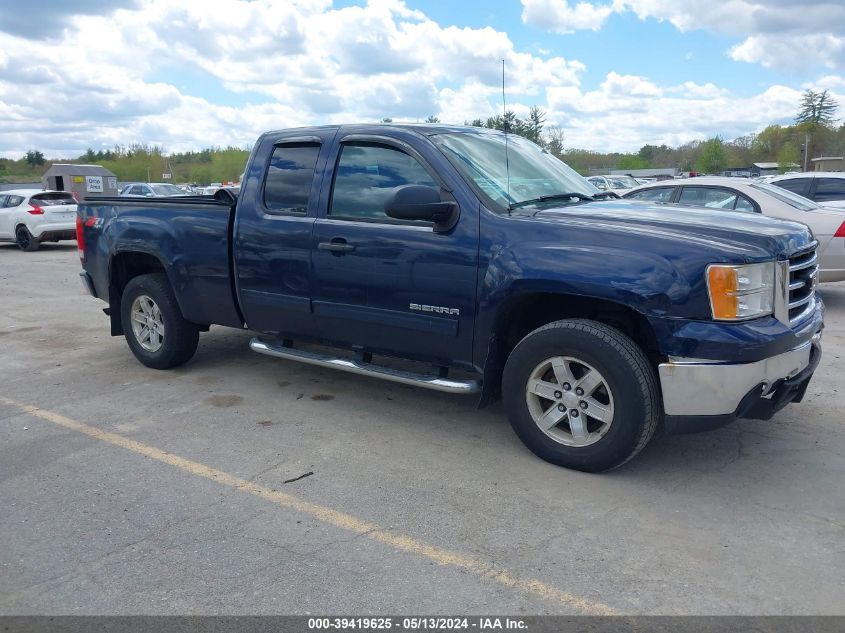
[706,262,775,320]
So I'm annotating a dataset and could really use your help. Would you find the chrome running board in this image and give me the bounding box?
[250,338,481,395]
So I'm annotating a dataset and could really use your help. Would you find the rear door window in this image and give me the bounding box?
[678,187,739,209]
[626,187,675,202]
[775,178,810,197]
[813,178,845,202]
[263,144,321,215]
[734,195,756,212]
[6,195,24,207]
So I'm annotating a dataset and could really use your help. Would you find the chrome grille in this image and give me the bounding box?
[785,248,818,325]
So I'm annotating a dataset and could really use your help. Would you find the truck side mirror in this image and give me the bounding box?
[384,185,458,232]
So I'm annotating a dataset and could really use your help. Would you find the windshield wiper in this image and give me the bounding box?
[507,192,595,210]
[592,190,621,199]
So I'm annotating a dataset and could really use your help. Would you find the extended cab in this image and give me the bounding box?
[77,125,824,472]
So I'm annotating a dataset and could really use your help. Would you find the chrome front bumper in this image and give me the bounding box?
[659,332,821,418]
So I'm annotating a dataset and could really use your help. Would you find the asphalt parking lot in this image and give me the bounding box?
[1,242,843,615]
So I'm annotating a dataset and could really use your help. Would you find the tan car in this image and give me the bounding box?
[624,176,845,282]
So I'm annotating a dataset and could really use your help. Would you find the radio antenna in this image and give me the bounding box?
[502,59,511,214]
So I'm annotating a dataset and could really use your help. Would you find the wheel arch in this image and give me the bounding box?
[107,251,174,336]
[479,291,662,407]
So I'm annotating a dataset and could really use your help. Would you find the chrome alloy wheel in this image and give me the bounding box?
[525,356,615,447]
[130,294,165,352]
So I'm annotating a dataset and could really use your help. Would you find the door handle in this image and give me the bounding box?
[318,240,356,253]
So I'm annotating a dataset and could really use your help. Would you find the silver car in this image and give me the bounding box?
[624,176,845,282]
[119,183,190,197]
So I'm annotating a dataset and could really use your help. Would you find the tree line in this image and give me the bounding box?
[1,89,840,185]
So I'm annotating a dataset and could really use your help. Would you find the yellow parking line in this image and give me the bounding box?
[1,396,619,615]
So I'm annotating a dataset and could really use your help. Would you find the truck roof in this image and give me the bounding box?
[260,123,499,139]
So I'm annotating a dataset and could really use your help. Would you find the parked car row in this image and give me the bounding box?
[767,172,845,209]
[623,177,845,282]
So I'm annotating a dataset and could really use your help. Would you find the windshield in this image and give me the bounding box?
[151,184,186,196]
[431,132,598,211]
[750,182,819,211]
[607,176,639,189]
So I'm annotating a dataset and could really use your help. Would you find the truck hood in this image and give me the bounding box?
[530,199,814,261]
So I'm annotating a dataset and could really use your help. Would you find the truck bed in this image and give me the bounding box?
[78,196,243,329]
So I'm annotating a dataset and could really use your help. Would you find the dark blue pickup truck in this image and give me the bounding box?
[77,124,823,471]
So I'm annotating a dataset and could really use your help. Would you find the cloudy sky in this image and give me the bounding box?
[1,0,844,158]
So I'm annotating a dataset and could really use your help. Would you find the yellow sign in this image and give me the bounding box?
[73,176,84,183]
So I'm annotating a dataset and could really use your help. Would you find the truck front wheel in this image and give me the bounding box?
[502,319,659,472]
[120,273,199,369]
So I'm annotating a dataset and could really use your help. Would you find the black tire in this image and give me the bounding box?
[502,319,660,472]
[16,226,39,252]
[120,273,199,369]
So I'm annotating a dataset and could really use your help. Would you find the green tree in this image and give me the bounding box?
[544,125,565,157]
[524,106,546,143]
[777,142,800,173]
[380,117,393,123]
[694,137,726,174]
[25,150,45,167]
[617,154,649,170]
[424,115,440,123]
[796,89,839,128]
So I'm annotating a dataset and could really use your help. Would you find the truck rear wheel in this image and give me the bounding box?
[120,273,199,369]
[502,319,659,472]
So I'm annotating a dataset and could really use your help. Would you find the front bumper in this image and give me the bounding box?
[659,331,822,433]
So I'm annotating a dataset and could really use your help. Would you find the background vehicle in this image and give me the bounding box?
[202,183,223,196]
[768,172,845,209]
[0,189,77,251]
[587,174,640,194]
[119,183,190,197]
[624,176,845,282]
[77,125,823,473]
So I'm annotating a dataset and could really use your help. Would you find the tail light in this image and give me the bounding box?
[76,215,85,262]
[835,220,845,238]
[28,203,44,215]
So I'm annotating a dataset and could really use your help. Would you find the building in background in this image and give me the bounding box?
[42,164,119,198]
[811,157,844,172]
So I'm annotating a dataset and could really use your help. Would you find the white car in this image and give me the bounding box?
[623,176,845,282]
[0,189,78,252]
[768,172,845,209]
[119,182,190,197]
[587,174,640,194]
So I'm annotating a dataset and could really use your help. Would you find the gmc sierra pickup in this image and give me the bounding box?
[77,124,823,472]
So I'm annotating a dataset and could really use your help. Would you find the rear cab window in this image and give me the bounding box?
[262,144,321,215]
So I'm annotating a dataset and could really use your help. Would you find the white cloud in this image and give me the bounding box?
[521,0,845,71]
[544,76,825,152]
[521,0,615,33]
[0,0,842,159]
